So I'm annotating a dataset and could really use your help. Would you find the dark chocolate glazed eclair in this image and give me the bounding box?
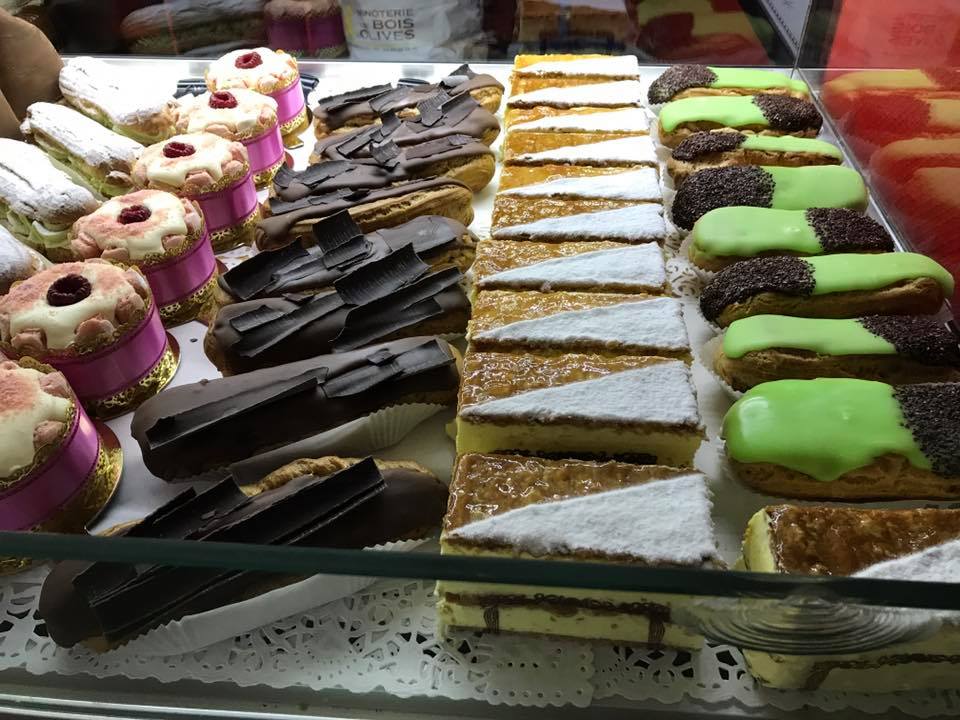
[257,175,475,251]
[715,314,960,391]
[649,65,810,104]
[671,165,868,230]
[689,207,893,272]
[312,65,504,138]
[700,253,954,327]
[131,337,461,479]
[205,247,470,375]
[39,457,449,651]
[668,132,842,184]
[214,212,475,308]
[657,94,822,148]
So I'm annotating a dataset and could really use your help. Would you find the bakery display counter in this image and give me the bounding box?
[0,46,958,720]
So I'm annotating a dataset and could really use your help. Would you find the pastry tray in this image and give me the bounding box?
[0,59,956,720]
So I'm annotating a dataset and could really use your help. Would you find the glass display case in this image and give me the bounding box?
[0,2,958,719]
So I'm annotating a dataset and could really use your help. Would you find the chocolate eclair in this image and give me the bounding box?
[671,165,867,230]
[649,65,809,105]
[257,175,474,251]
[39,457,449,650]
[312,65,504,138]
[715,314,960,391]
[131,337,460,479]
[657,94,822,148]
[205,246,470,374]
[668,132,842,184]
[214,212,475,308]
[700,253,954,327]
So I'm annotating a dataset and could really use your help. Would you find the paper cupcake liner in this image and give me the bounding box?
[677,232,720,286]
[697,334,743,401]
[665,248,706,299]
[111,539,427,656]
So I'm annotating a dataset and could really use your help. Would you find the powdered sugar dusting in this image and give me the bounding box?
[510,108,650,133]
[60,57,175,126]
[22,102,143,171]
[508,81,645,108]
[517,56,641,79]
[501,167,661,201]
[513,136,657,165]
[855,539,960,583]
[493,204,667,243]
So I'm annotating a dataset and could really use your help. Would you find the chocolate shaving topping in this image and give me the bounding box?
[229,305,286,333]
[375,111,401,141]
[894,383,960,476]
[335,126,380,157]
[314,84,393,111]
[647,64,718,104]
[233,292,346,358]
[671,131,745,161]
[417,90,451,126]
[700,256,815,321]
[334,244,428,305]
[370,140,401,167]
[753,94,823,132]
[398,77,431,87]
[273,161,354,191]
[805,208,894,253]
[439,92,480,127]
[441,64,478,87]
[323,340,452,397]
[269,187,371,216]
[404,133,474,160]
[672,165,774,229]
[312,210,364,253]
[859,316,960,366]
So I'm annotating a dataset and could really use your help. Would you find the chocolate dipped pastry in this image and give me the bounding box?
[657,94,822,148]
[39,457,449,651]
[740,505,960,691]
[671,165,867,230]
[649,65,809,104]
[312,93,500,158]
[205,246,469,374]
[215,212,475,309]
[715,315,960,391]
[688,207,894,272]
[723,378,960,500]
[699,253,953,327]
[668,132,842,184]
[132,337,460,479]
[257,175,474,251]
[0,9,62,138]
[438,453,720,647]
[310,131,496,193]
[312,65,504,138]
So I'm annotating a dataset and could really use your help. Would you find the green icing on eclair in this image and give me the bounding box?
[722,315,895,359]
[767,166,868,211]
[723,377,930,481]
[660,96,767,133]
[740,134,842,158]
[708,67,809,94]
[808,252,955,296]
[691,207,821,259]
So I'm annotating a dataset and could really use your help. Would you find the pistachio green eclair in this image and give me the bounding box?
[649,65,809,104]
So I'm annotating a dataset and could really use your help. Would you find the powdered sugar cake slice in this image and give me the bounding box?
[507,80,645,108]
[508,107,651,134]
[499,167,661,201]
[456,352,703,465]
[514,55,641,79]
[492,204,667,244]
[509,135,658,167]
[469,292,690,358]
[473,241,668,294]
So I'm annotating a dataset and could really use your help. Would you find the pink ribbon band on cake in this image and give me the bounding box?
[268,17,345,53]
[193,172,259,232]
[144,229,217,307]
[242,124,284,177]
[49,304,168,402]
[0,407,99,530]
[269,76,306,127]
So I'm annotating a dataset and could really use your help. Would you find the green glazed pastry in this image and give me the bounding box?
[689,207,893,271]
[658,94,821,137]
[649,65,809,104]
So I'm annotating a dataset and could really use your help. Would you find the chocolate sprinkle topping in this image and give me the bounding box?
[859,316,960,366]
[700,256,815,321]
[647,64,717,104]
[805,209,894,253]
[753,94,823,132]
[671,131,745,161]
[894,383,960,476]
[672,166,773,229]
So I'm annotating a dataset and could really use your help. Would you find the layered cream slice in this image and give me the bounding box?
[456,352,703,464]
[438,453,722,646]
[741,505,960,691]
[492,165,666,244]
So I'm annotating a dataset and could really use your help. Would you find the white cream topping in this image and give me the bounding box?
[449,474,718,565]
[206,47,298,91]
[84,192,189,260]
[143,133,233,186]
[501,167,661,201]
[179,89,278,136]
[8,263,140,350]
[0,139,98,227]
[21,103,144,170]
[510,107,651,133]
[474,297,689,353]
[460,360,701,427]
[0,366,71,479]
[508,80,645,108]
[493,204,667,242]
[854,539,960,583]
[60,56,175,126]
[480,244,666,292]
[517,56,641,78]
[513,136,657,165]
